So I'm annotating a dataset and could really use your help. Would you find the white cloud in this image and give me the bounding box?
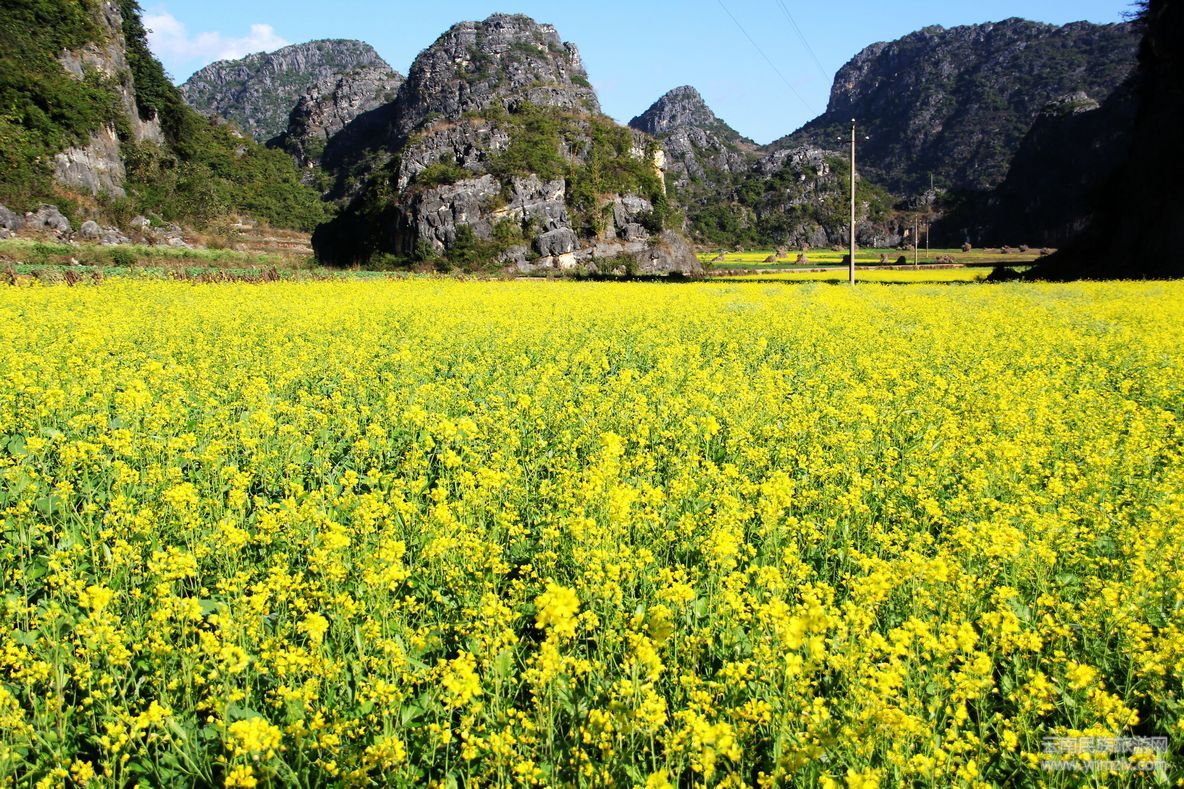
[144,10,288,65]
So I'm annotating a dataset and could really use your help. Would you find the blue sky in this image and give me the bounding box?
[145,0,1136,145]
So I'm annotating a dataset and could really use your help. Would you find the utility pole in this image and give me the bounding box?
[849,119,856,286]
[914,216,919,267]
[926,173,933,265]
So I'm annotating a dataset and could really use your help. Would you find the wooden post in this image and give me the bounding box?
[849,119,856,285]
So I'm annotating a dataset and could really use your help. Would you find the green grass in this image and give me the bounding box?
[0,238,303,269]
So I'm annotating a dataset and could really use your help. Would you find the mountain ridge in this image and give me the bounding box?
[773,17,1140,194]
[180,39,400,141]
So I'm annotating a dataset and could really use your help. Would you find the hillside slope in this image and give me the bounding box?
[0,0,328,231]
[1028,1,1183,279]
[934,86,1138,248]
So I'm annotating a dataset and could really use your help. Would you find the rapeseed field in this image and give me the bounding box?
[1,279,1181,786]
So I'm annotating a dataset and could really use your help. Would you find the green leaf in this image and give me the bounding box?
[492,648,515,679]
[226,703,263,721]
[23,561,48,583]
[6,435,27,458]
[34,495,63,517]
[12,630,38,647]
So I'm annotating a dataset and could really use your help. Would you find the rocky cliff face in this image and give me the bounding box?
[313,15,699,276]
[776,19,1140,194]
[391,15,599,139]
[42,0,164,199]
[630,87,896,249]
[273,66,404,169]
[181,40,398,141]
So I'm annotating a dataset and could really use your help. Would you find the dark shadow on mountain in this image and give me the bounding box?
[319,102,402,202]
[933,82,1138,249]
[1027,0,1183,280]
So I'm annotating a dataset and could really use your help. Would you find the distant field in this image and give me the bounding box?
[699,248,1046,269]
[717,268,1023,283]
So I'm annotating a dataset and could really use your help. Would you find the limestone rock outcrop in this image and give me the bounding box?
[313,15,700,276]
[181,40,398,142]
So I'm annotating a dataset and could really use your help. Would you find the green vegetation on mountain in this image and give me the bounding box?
[314,16,698,274]
[631,87,894,250]
[117,133,331,230]
[326,101,675,268]
[0,0,119,205]
[0,0,329,231]
[686,155,894,249]
[484,103,671,237]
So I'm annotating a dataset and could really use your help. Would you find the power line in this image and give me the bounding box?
[715,0,813,113]
[773,0,830,81]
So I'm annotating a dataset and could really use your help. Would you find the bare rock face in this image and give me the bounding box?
[53,125,127,198]
[314,14,700,276]
[79,220,131,245]
[657,126,751,185]
[57,0,165,148]
[181,40,398,141]
[774,18,1141,193]
[275,66,404,168]
[49,0,164,199]
[491,175,569,232]
[399,174,503,250]
[391,14,600,139]
[392,120,513,191]
[752,146,831,178]
[630,86,720,137]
